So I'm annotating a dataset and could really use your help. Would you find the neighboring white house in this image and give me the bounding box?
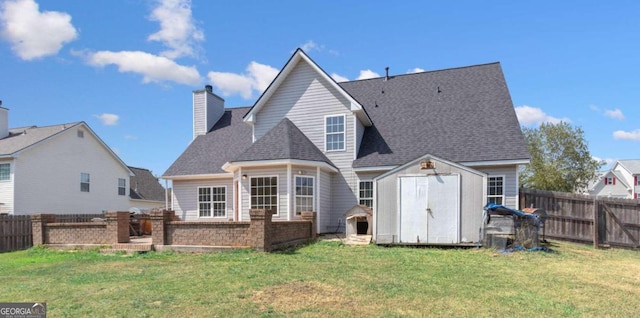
[163,49,530,241]
[0,106,164,214]
[590,160,640,199]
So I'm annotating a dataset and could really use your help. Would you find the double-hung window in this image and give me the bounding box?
[359,181,373,208]
[198,186,226,218]
[0,163,9,181]
[118,178,126,196]
[487,176,504,205]
[251,176,278,214]
[604,177,615,185]
[80,173,90,192]
[295,176,314,215]
[325,115,345,151]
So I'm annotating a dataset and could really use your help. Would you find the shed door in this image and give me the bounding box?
[399,175,460,243]
[426,175,459,243]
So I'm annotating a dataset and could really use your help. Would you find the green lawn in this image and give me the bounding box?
[1,240,639,317]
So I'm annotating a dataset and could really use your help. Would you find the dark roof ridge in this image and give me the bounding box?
[342,62,502,84]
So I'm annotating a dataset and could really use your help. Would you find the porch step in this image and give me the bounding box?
[344,234,372,246]
[100,243,153,255]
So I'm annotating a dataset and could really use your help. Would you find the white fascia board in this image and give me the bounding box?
[225,159,339,173]
[130,198,164,203]
[353,166,397,172]
[374,154,487,181]
[460,159,530,167]
[162,173,233,181]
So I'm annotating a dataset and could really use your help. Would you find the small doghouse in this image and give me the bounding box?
[345,205,373,236]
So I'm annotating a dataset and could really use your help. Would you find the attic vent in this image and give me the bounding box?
[77,130,84,138]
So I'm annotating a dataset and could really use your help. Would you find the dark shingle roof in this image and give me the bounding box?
[339,62,530,167]
[163,107,252,176]
[129,166,166,201]
[231,118,335,168]
[164,62,529,177]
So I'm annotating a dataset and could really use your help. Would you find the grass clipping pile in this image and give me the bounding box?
[251,281,356,313]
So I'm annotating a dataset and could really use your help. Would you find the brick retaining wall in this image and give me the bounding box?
[272,221,312,245]
[46,223,109,244]
[165,221,252,246]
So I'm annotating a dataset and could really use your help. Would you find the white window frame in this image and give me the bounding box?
[359,180,373,208]
[118,178,126,196]
[0,163,10,181]
[487,175,505,205]
[80,173,90,192]
[294,175,315,215]
[197,186,227,218]
[324,114,346,152]
[250,175,279,215]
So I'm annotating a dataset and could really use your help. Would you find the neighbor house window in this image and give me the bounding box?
[251,176,278,214]
[0,163,9,181]
[359,181,373,208]
[487,176,504,205]
[605,177,615,185]
[118,178,126,196]
[295,176,314,215]
[635,176,639,186]
[198,186,226,218]
[325,115,345,151]
[80,173,90,192]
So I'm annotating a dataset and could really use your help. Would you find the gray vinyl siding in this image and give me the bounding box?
[355,117,365,159]
[374,157,486,244]
[474,165,519,208]
[319,170,332,233]
[193,91,225,139]
[252,59,366,232]
[172,178,234,221]
[193,91,206,138]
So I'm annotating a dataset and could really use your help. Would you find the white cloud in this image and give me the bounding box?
[331,73,349,82]
[0,0,77,60]
[94,113,119,126]
[589,104,600,112]
[124,134,138,140]
[357,69,380,80]
[300,40,322,52]
[515,105,570,126]
[207,61,278,99]
[604,108,625,120]
[613,129,640,141]
[86,50,201,85]
[407,67,425,74]
[593,156,616,167]
[147,0,204,59]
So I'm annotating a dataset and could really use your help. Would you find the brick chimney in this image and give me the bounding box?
[0,103,8,139]
[193,85,225,139]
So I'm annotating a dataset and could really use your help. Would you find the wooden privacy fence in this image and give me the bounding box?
[520,188,640,249]
[0,215,32,253]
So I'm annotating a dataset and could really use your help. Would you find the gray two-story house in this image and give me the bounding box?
[163,49,529,244]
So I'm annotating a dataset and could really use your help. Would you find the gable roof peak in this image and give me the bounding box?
[242,49,372,126]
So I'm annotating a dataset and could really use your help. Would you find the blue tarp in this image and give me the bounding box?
[483,203,541,224]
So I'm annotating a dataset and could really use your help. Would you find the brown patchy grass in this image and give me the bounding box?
[0,240,639,317]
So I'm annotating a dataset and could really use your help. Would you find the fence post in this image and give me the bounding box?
[150,209,173,246]
[31,214,55,245]
[300,211,317,240]
[249,209,272,252]
[105,211,130,243]
[593,198,599,249]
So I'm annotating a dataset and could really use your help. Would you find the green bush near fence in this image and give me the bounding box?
[1,240,639,317]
